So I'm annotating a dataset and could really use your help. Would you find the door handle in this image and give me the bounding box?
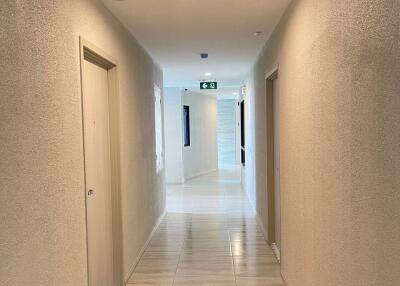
[88,189,94,196]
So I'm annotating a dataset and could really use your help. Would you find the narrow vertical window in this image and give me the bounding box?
[154,86,163,172]
[240,100,245,165]
[183,105,190,147]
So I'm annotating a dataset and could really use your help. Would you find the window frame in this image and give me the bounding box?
[183,105,191,147]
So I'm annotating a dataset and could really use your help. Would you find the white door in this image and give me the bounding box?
[273,77,281,251]
[82,59,114,286]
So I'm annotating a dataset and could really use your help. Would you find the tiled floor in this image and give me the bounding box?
[127,167,284,286]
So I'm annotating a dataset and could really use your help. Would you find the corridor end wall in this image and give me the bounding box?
[164,89,218,183]
[182,90,218,181]
[248,0,400,285]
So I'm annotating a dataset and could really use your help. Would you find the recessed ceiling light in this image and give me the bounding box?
[254,31,263,36]
[233,92,239,95]
[205,72,212,77]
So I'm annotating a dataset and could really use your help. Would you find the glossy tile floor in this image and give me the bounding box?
[127,166,284,286]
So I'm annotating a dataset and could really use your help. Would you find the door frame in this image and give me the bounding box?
[265,65,280,251]
[79,37,124,286]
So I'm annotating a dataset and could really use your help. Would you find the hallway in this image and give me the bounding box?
[2,1,400,285]
[128,168,283,286]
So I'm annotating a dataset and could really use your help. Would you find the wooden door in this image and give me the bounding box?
[82,59,114,286]
[273,77,281,251]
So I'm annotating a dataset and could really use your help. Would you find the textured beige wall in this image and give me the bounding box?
[0,1,165,285]
[250,0,400,285]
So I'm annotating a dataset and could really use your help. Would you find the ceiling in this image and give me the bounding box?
[101,0,291,88]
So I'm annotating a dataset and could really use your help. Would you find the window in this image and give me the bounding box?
[240,100,245,166]
[154,86,163,172]
[183,105,190,147]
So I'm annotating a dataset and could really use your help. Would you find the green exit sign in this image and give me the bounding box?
[200,81,218,90]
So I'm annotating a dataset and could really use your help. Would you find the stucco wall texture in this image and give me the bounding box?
[0,1,165,285]
[249,0,400,285]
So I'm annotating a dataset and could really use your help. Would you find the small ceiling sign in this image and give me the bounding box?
[200,81,218,90]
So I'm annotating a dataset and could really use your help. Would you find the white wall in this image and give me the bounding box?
[217,99,237,166]
[241,79,257,212]
[182,90,218,180]
[235,93,242,165]
[164,87,184,183]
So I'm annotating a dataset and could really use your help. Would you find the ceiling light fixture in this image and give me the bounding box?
[233,92,239,95]
[205,72,212,77]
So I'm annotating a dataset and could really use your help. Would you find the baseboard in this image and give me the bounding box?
[124,210,167,284]
[271,242,281,263]
[255,212,267,239]
[256,214,281,263]
[166,180,185,184]
[281,273,288,286]
[254,213,284,285]
[183,168,218,182]
[255,213,281,264]
[242,185,256,215]
[248,197,256,215]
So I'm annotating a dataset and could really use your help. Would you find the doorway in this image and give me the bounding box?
[80,38,123,286]
[266,69,281,260]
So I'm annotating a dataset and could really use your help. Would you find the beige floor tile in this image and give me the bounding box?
[144,244,182,253]
[176,261,234,276]
[128,167,284,286]
[139,252,180,262]
[128,273,175,285]
[234,260,282,277]
[234,255,279,265]
[128,282,173,285]
[134,260,178,275]
[173,275,236,285]
[235,276,285,286]
[231,242,275,257]
[179,254,232,264]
